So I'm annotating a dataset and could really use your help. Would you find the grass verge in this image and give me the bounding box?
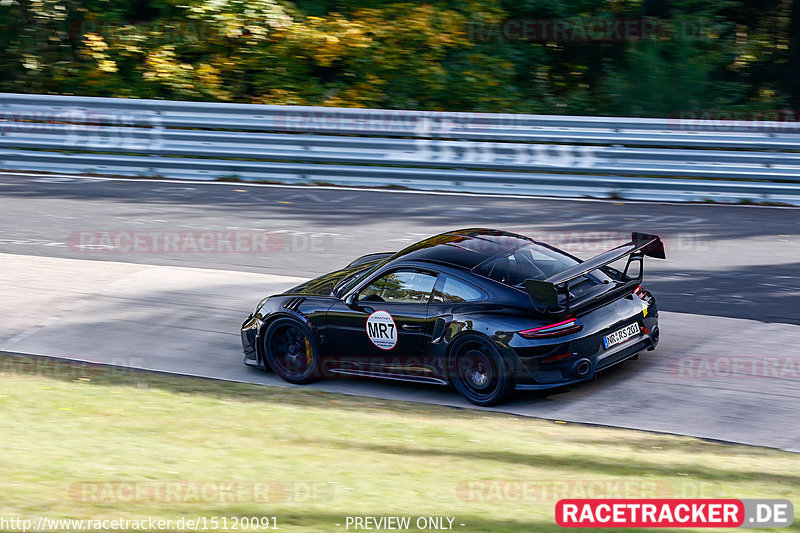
[1,353,798,532]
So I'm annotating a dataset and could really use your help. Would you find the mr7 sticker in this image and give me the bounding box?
[367,310,397,350]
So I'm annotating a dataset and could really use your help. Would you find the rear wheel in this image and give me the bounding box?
[263,318,320,384]
[450,336,514,406]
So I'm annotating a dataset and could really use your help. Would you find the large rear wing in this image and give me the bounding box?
[525,232,665,313]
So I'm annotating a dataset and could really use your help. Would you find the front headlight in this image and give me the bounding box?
[254,297,269,314]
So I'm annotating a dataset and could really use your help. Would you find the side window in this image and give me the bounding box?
[359,270,437,304]
[433,275,485,303]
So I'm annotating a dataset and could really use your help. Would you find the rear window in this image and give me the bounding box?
[473,243,580,286]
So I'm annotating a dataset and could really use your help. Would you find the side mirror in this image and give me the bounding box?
[344,293,358,309]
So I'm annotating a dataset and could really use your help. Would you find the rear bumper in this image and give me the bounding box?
[514,332,655,390]
[511,304,660,390]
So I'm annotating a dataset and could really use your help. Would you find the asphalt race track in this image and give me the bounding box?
[1,172,799,452]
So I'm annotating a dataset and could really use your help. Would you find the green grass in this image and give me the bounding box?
[1,353,798,532]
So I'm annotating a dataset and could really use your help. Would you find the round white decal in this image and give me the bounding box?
[366,310,397,350]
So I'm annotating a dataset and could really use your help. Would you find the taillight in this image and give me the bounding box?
[634,285,647,300]
[519,318,582,338]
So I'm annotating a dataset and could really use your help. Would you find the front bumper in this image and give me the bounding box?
[241,314,262,367]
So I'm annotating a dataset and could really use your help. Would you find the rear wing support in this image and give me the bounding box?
[525,232,665,314]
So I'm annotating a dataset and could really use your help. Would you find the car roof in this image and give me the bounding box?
[388,228,532,270]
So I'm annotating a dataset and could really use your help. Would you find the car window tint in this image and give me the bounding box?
[360,271,437,304]
[434,276,484,303]
[474,243,579,286]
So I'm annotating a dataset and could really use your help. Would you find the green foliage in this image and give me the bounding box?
[0,0,796,116]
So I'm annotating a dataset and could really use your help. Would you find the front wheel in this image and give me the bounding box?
[263,318,320,384]
[449,337,514,406]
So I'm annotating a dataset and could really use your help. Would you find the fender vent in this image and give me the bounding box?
[282,297,305,311]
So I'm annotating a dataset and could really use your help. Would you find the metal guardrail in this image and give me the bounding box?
[1,92,800,204]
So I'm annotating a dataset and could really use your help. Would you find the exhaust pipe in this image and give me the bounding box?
[647,326,660,350]
[574,358,592,377]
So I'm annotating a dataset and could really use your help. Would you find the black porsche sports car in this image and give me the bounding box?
[241,228,664,406]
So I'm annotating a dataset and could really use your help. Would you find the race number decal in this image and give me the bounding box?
[366,310,397,350]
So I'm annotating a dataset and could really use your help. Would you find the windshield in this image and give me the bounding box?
[332,261,384,297]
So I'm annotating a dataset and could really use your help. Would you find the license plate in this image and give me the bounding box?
[603,323,640,349]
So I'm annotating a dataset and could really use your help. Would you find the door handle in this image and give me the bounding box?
[401,324,422,331]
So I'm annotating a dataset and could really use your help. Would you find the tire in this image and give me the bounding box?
[263,318,320,384]
[449,336,514,406]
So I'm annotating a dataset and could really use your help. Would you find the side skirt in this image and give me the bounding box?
[327,367,449,386]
